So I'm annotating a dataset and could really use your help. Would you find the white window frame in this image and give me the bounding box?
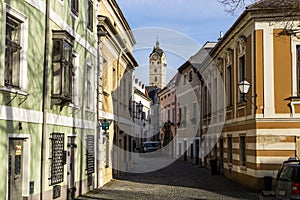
[1,5,28,94]
[86,63,94,111]
[239,134,247,168]
[71,51,79,107]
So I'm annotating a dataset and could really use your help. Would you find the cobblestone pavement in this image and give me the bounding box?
[76,159,276,200]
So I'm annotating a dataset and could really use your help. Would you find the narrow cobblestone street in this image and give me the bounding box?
[76,159,275,200]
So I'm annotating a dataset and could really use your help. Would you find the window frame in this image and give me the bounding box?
[239,135,246,167]
[71,0,79,16]
[87,0,93,31]
[51,30,74,105]
[227,135,232,164]
[238,55,246,102]
[226,64,233,107]
[86,64,93,110]
[189,70,193,82]
[296,45,300,96]
[2,6,28,92]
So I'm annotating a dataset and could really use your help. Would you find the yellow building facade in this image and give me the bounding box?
[200,0,300,190]
[97,0,137,186]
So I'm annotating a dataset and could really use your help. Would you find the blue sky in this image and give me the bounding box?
[116,0,246,84]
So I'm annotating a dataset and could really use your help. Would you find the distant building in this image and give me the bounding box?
[149,39,167,89]
[157,74,178,158]
[175,42,216,164]
[132,78,152,151]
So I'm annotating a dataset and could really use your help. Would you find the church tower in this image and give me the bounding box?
[149,39,167,89]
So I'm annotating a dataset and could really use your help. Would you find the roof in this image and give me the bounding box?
[208,0,300,58]
[177,42,216,72]
[151,47,165,57]
[188,42,216,69]
[149,39,165,57]
[247,0,300,10]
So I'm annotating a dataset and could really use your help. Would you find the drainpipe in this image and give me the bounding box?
[41,0,50,199]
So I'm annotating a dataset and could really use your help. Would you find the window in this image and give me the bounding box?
[87,0,93,31]
[297,46,300,96]
[167,109,170,121]
[172,107,175,123]
[71,0,79,16]
[183,106,187,127]
[240,135,246,166]
[123,78,126,104]
[86,65,92,109]
[213,78,217,112]
[226,65,232,106]
[49,132,65,185]
[154,76,157,82]
[227,136,232,163]
[208,82,212,114]
[203,86,207,116]
[178,107,182,124]
[154,68,157,73]
[239,55,246,102]
[5,14,22,88]
[51,30,74,104]
[189,70,193,82]
[183,74,187,85]
[192,102,197,124]
[86,135,95,174]
[72,52,79,106]
[113,67,116,89]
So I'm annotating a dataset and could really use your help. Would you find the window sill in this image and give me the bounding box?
[69,103,81,110]
[0,86,28,96]
[71,10,79,18]
[286,96,300,101]
[85,108,95,113]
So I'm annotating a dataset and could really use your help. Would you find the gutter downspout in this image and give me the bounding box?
[41,0,50,199]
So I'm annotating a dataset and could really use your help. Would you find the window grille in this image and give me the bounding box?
[49,133,64,185]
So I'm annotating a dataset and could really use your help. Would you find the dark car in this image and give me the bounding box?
[275,158,300,199]
[143,141,161,153]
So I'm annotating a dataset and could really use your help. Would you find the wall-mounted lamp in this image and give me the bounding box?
[238,80,257,109]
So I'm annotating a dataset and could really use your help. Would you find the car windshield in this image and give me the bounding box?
[144,142,160,148]
[279,166,300,182]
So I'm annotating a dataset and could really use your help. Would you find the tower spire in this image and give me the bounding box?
[156,36,159,48]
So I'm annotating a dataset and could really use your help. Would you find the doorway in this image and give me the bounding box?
[219,138,224,175]
[67,136,76,200]
[195,139,199,165]
[8,138,24,200]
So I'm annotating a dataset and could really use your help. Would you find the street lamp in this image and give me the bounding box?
[136,101,144,118]
[238,80,257,109]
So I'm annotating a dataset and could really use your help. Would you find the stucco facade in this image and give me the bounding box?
[97,0,137,184]
[0,0,98,199]
[200,0,300,190]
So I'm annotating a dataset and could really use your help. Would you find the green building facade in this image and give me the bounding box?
[0,0,98,199]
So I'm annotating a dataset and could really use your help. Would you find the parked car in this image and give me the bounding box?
[143,141,161,153]
[275,158,300,199]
